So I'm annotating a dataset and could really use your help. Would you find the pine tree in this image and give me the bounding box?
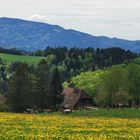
[35,59,49,110]
[49,67,63,110]
[7,63,35,112]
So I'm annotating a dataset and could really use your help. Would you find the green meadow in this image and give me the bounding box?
[0,53,45,65]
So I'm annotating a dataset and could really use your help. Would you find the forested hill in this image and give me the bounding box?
[0,47,139,110]
[0,47,25,55]
[33,47,138,70]
[0,47,138,84]
[65,63,140,107]
[0,17,140,52]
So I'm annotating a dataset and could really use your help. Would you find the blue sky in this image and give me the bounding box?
[0,0,140,40]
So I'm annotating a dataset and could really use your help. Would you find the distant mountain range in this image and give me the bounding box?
[0,17,140,52]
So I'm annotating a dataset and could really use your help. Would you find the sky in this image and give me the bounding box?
[0,0,140,40]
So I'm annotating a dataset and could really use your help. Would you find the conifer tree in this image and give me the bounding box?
[35,59,49,110]
[49,67,63,110]
[7,63,34,112]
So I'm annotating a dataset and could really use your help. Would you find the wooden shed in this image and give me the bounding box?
[62,87,94,109]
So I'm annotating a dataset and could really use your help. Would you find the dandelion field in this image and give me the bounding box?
[0,113,140,140]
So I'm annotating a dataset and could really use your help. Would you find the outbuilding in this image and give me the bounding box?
[62,86,94,109]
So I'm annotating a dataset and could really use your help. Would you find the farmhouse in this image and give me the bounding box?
[62,86,94,109]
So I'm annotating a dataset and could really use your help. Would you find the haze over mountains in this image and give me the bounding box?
[0,17,140,52]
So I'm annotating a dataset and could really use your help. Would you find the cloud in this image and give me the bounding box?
[27,15,50,23]
[0,0,140,39]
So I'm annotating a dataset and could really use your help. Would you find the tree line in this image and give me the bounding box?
[2,60,63,112]
[0,47,26,55]
[69,63,140,108]
[0,47,138,96]
[33,47,138,81]
[0,47,139,111]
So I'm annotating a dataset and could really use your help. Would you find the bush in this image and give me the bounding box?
[0,103,9,112]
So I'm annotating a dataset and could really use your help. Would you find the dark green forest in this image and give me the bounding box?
[0,47,140,112]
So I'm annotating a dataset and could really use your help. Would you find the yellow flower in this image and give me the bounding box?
[0,113,139,140]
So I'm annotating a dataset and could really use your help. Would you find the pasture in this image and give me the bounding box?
[0,53,45,65]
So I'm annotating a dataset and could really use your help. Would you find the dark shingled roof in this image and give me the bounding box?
[62,87,92,108]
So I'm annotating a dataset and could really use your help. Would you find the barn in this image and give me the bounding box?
[62,86,94,109]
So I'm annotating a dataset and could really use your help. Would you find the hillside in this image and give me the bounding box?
[0,53,44,65]
[66,60,140,97]
[0,17,140,52]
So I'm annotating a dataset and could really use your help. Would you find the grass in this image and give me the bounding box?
[44,108,140,119]
[0,53,45,65]
[68,108,140,118]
